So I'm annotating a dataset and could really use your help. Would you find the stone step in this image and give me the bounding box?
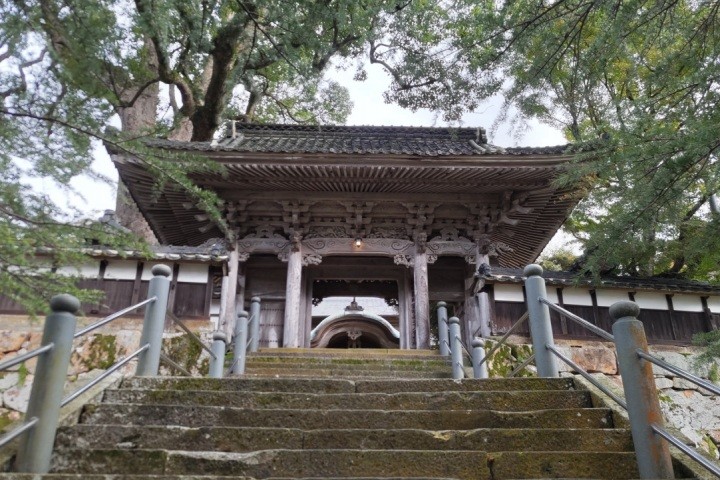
[0,476,459,480]
[244,356,451,368]
[240,368,453,378]
[56,425,634,453]
[102,389,593,411]
[80,404,615,430]
[254,348,444,359]
[120,376,576,393]
[46,449,640,479]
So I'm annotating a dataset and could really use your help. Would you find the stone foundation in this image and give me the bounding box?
[0,315,214,428]
[487,336,720,459]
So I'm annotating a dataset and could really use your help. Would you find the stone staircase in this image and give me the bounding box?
[0,348,695,479]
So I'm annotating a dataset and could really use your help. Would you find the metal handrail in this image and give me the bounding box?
[0,344,53,372]
[546,344,627,409]
[61,344,150,407]
[538,297,615,341]
[74,297,157,338]
[456,335,473,362]
[652,424,720,477]
[160,352,193,377]
[167,311,216,360]
[0,417,38,449]
[637,350,720,396]
[508,353,535,378]
[225,357,240,377]
[476,312,529,370]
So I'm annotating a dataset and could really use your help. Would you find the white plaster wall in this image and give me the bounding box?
[103,260,138,280]
[177,264,209,284]
[55,262,100,278]
[707,296,720,313]
[561,288,593,306]
[596,289,631,307]
[493,284,524,302]
[671,294,704,312]
[633,291,668,310]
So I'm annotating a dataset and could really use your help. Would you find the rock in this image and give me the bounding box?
[654,377,674,390]
[0,407,22,428]
[0,331,29,353]
[70,334,119,376]
[647,350,692,376]
[0,373,19,391]
[570,345,617,374]
[3,375,34,412]
[552,345,574,373]
[673,377,698,391]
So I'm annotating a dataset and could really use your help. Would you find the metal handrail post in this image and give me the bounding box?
[15,294,79,473]
[437,301,450,356]
[449,316,464,380]
[249,297,261,352]
[209,331,227,378]
[523,264,558,378]
[136,264,172,376]
[610,301,674,479]
[231,310,249,375]
[471,337,489,378]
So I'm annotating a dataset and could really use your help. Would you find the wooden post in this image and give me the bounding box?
[413,249,430,349]
[219,248,239,340]
[283,236,303,348]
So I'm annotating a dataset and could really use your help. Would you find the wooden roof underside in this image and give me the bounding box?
[114,151,579,268]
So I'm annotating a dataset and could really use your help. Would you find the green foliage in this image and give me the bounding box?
[439,0,720,280]
[538,247,578,272]
[2,0,478,311]
[693,330,720,366]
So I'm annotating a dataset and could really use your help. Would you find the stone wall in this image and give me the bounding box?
[0,315,214,430]
[487,336,720,459]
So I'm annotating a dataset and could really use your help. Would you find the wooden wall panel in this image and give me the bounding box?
[492,302,530,335]
[173,283,208,318]
[637,309,675,342]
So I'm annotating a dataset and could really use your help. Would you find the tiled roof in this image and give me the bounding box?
[147,123,571,157]
[486,267,720,294]
[81,240,229,263]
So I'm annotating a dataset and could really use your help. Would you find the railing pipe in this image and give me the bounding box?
[159,352,192,377]
[249,297,261,352]
[471,337,489,379]
[610,301,674,479]
[437,301,450,356]
[523,264,558,378]
[0,344,53,372]
[209,331,227,378]
[62,344,148,406]
[15,294,79,473]
[546,344,627,409]
[231,310,249,375]
[449,316,464,380]
[136,264,172,376]
[508,353,536,378]
[475,312,528,371]
[540,297,615,342]
[74,296,156,338]
[167,311,216,360]
[636,350,720,396]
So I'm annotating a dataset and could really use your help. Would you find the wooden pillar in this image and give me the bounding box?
[398,272,413,349]
[414,249,430,349]
[219,247,239,339]
[283,240,303,348]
